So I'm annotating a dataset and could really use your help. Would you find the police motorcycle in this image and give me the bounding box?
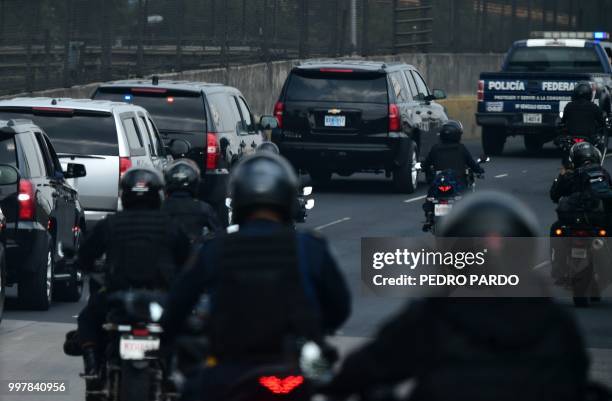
[554,120,609,167]
[425,157,489,235]
[82,289,176,401]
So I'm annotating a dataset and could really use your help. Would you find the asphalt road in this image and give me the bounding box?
[0,137,611,401]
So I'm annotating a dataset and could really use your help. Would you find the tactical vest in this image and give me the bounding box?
[210,228,321,361]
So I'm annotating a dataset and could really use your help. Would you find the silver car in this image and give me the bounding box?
[0,98,170,224]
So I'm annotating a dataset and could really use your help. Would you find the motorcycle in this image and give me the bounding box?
[425,157,489,234]
[82,290,176,401]
[554,124,608,166]
[551,217,611,307]
[226,186,315,227]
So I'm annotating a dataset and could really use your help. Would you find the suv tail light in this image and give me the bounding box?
[274,101,284,129]
[258,375,304,395]
[389,104,401,132]
[18,179,35,220]
[119,157,132,177]
[206,133,220,170]
[477,80,484,101]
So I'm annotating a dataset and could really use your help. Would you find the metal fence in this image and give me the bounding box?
[0,0,610,96]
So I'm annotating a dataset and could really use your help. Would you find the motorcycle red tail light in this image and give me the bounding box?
[438,185,452,192]
[573,138,585,143]
[131,328,149,336]
[258,376,304,394]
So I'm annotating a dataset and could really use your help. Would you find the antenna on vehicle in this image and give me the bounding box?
[51,99,58,105]
[152,76,159,86]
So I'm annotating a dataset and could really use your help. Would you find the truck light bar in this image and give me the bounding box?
[530,31,610,40]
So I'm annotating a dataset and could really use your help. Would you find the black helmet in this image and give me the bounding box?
[439,120,463,143]
[569,141,602,167]
[120,167,165,210]
[256,141,280,155]
[229,153,298,224]
[164,159,201,196]
[573,82,592,102]
[438,190,539,238]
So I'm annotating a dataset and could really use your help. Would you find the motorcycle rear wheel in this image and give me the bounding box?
[119,362,151,401]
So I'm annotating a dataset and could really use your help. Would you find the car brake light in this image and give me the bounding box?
[438,185,452,192]
[206,133,220,170]
[274,101,284,129]
[389,104,400,132]
[131,87,167,94]
[131,328,149,336]
[119,157,132,177]
[477,80,484,102]
[32,106,75,115]
[258,375,304,395]
[573,138,586,143]
[319,68,354,73]
[18,179,35,220]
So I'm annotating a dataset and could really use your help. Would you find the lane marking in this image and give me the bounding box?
[533,260,550,271]
[315,217,351,231]
[522,170,528,174]
[404,195,427,203]
[494,173,509,178]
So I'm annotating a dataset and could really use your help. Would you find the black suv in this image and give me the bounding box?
[0,120,87,310]
[273,60,448,193]
[93,79,265,220]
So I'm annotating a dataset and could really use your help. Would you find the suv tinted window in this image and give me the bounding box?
[410,71,430,100]
[236,96,254,132]
[0,137,17,167]
[139,116,158,156]
[403,70,419,98]
[0,110,119,156]
[506,47,605,73]
[19,133,45,177]
[208,93,240,132]
[390,72,410,102]
[286,71,388,103]
[95,89,206,133]
[122,117,145,153]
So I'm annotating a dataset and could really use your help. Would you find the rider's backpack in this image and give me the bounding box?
[576,165,612,201]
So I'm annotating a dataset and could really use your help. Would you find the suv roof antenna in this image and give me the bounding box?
[51,99,58,105]
[152,76,159,86]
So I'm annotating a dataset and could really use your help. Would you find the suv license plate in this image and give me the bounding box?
[523,113,542,124]
[324,115,346,127]
[119,336,160,360]
[571,248,587,259]
[434,204,453,216]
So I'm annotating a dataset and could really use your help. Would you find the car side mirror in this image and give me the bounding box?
[168,139,191,158]
[432,89,447,100]
[64,163,87,179]
[259,115,278,130]
[0,164,19,185]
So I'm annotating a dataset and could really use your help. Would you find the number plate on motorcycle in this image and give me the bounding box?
[324,115,346,127]
[523,113,542,124]
[119,336,160,360]
[571,248,587,259]
[434,204,453,216]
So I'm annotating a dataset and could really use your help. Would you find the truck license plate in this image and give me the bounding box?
[523,113,542,124]
[119,336,160,360]
[434,203,453,216]
[324,115,346,127]
[571,248,587,259]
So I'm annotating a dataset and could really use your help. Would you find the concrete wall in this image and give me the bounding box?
[6,53,504,138]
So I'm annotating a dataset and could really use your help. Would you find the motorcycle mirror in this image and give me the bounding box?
[305,199,315,210]
[414,162,422,171]
[225,197,232,208]
[149,301,164,322]
[302,186,313,196]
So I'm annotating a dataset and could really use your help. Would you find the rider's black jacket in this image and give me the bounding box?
[550,165,612,204]
[561,99,605,138]
[162,191,223,240]
[324,298,589,401]
[424,143,484,185]
[78,210,191,291]
[161,220,351,359]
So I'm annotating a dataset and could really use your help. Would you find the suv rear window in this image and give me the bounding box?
[506,47,605,73]
[94,89,207,133]
[286,71,388,103]
[0,137,17,167]
[0,110,118,156]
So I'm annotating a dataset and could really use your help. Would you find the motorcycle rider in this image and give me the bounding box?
[422,120,484,231]
[560,81,605,147]
[76,168,191,376]
[162,159,222,241]
[323,191,590,401]
[160,152,351,401]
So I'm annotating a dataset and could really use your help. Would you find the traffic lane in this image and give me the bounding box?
[303,138,612,348]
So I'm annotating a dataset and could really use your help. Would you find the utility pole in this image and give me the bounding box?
[350,0,357,54]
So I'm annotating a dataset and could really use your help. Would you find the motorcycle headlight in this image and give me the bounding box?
[302,186,313,196]
[305,199,315,210]
[149,302,164,322]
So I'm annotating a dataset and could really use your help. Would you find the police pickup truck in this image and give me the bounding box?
[476,32,612,155]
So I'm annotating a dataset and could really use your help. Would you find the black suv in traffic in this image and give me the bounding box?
[272,60,448,193]
[93,79,265,221]
[0,120,86,310]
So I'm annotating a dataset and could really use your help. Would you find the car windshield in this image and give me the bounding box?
[94,90,206,133]
[506,46,605,73]
[0,111,118,156]
[286,72,388,103]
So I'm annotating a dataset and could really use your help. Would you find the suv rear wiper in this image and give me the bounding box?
[58,154,105,159]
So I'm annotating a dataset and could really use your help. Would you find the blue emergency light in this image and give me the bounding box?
[594,32,607,40]
[124,95,132,101]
